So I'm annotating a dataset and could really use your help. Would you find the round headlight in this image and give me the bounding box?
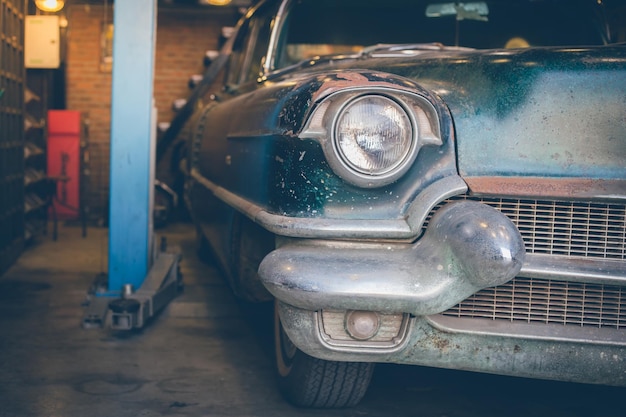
[334,95,414,178]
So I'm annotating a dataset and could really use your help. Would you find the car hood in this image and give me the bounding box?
[300,45,626,186]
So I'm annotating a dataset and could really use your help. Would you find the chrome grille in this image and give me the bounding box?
[428,197,626,260]
[442,277,626,329]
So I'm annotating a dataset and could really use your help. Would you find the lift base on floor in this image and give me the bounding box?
[82,240,182,330]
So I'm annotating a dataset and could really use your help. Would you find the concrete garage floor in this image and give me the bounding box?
[0,221,624,417]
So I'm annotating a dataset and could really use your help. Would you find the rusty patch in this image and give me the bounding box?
[429,334,451,351]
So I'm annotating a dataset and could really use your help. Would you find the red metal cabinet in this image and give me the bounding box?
[47,110,82,219]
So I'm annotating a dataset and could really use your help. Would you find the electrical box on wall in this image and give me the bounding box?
[25,15,60,69]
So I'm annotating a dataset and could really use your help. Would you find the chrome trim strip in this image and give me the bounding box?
[428,315,626,346]
[263,0,291,74]
[405,175,467,232]
[190,167,467,239]
[520,253,626,285]
[465,176,626,202]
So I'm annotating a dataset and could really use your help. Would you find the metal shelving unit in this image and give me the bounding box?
[0,0,27,275]
[23,70,49,241]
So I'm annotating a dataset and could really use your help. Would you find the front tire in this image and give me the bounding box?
[229,215,273,302]
[274,303,375,408]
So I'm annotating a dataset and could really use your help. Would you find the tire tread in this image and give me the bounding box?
[284,351,374,408]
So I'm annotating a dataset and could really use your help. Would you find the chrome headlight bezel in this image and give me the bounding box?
[299,87,443,188]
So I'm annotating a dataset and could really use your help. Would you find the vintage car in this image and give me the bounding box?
[180,0,626,408]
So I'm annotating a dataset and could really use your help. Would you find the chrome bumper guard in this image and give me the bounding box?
[259,201,525,316]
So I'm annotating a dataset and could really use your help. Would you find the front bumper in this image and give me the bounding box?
[259,200,626,386]
[259,201,525,316]
[277,302,626,386]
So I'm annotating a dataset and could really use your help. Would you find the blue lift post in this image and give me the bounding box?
[109,0,156,290]
[82,0,182,330]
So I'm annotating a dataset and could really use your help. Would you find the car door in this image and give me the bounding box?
[188,0,281,274]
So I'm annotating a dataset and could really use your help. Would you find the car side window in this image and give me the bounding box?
[225,20,249,87]
[226,6,276,87]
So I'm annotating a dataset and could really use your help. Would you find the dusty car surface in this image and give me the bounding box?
[181,0,626,408]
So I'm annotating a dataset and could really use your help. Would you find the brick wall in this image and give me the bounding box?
[65,5,239,220]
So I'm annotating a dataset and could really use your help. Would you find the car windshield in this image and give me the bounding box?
[278,0,612,67]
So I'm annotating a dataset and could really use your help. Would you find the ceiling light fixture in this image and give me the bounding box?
[202,0,232,6]
[35,0,65,12]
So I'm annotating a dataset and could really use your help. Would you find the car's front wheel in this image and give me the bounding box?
[274,303,375,408]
